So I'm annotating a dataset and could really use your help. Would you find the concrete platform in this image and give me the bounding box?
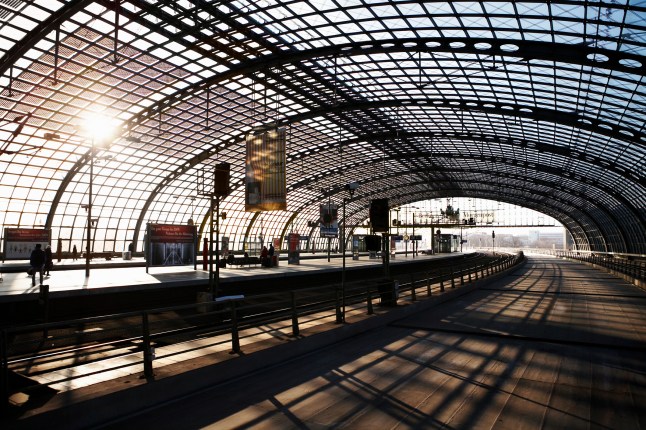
[0,253,445,301]
[85,255,645,429]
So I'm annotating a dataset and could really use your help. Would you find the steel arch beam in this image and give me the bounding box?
[124,37,646,130]
[291,150,640,229]
[341,181,603,253]
[294,164,627,253]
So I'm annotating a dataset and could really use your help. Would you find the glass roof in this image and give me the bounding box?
[0,0,644,254]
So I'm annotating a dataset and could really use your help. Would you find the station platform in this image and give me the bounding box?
[97,254,645,429]
[5,253,645,429]
[0,252,444,302]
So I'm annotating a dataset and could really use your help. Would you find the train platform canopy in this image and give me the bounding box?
[0,1,644,255]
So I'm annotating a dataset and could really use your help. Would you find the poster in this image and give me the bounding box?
[245,128,287,211]
[319,204,338,238]
[3,228,51,260]
[221,236,230,257]
[288,233,300,265]
[147,224,196,267]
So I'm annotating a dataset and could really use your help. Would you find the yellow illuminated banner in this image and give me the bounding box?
[245,128,287,211]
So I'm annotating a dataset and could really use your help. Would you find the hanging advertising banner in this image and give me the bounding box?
[3,228,51,260]
[288,233,300,265]
[245,128,287,211]
[146,223,197,270]
[319,204,339,238]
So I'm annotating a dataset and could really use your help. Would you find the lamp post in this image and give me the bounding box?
[321,187,332,262]
[412,212,415,258]
[405,206,408,257]
[81,113,116,277]
[340,182,359,323]
[86,136,94,277]
[45,114,116,277]
[410,206,419,257]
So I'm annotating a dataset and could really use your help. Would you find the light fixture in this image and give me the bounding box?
[44,132,61,140]
[125,135,141,143]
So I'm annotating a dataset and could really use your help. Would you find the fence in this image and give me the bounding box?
[1,251,525,410]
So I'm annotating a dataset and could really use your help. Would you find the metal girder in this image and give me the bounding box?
[0,0,90,78]
[121,37,646,130]
[291,150,640,227]
[44,149,92,230]
[292,161,632,253]
[284,99,644,149]
[345,178,615,252]
[289,131,640,191]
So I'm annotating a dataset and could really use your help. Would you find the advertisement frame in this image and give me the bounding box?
[3,228,52,261]
[146,223,197,272]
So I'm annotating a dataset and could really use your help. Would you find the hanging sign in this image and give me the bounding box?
[245,128,287,211]
[319,204,339,238]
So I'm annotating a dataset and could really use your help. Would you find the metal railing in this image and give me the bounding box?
[527,249,646,284]
[1,251,524,409]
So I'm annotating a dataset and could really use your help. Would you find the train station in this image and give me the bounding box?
[0,2,644,429]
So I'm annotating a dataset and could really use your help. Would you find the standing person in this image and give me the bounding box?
[72,244,78,261]
[260,246,269,267]
[268,243,275,267]
[44,245,53,276]
[29,244,45,286]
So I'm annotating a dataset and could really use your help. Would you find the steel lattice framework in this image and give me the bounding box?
[0,0,644,254]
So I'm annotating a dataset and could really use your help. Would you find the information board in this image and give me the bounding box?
[3,228,51,260]
[146,224,197,268]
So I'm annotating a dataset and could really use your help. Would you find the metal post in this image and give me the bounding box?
[383,233,390,279]
[412,212,415,258]
[367,287,374,314]
[405,214,408,257]
[341,196,346,323]
[1,330,8,412]
[410,274,416,301]
[209,195,214,296]
[215,195,220,298]
[327,190,331,262]
[39,284,50,337]
[231,301,240,353]
[86,138,93,277]
[142,312,154,380]
[460,224,463,252]
[335,287,343,323]
[291,292,299,336]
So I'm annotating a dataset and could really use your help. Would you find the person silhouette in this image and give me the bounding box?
[44,245,53,276]
[29,244,45,286]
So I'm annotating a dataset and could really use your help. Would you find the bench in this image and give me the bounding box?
[227,256,261,267]
[82,252,113,261]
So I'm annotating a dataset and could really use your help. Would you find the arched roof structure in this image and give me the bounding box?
[0,1,644,254]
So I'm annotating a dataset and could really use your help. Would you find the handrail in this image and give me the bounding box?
[1,251,524,409]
